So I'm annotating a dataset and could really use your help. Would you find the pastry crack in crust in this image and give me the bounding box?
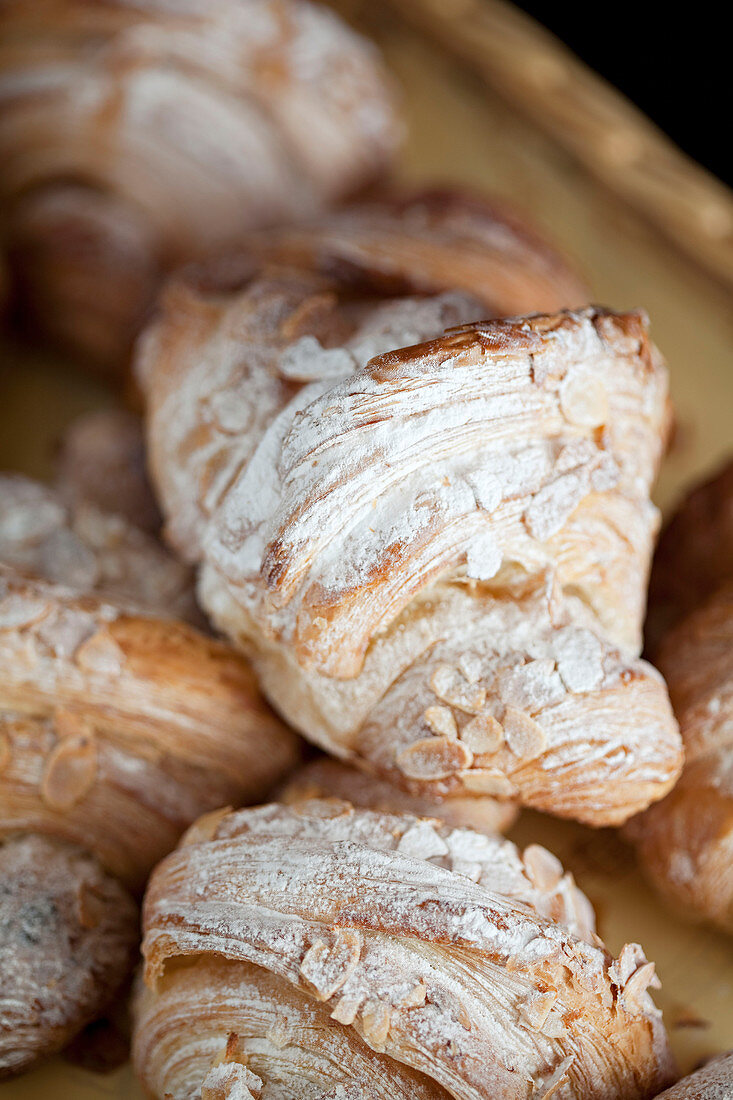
[138,259,681,824]
[134,800,675,1099]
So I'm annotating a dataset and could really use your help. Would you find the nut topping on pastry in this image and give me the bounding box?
[138,273,681,825]
[134,800,674,1099]
[0,466,299,1075]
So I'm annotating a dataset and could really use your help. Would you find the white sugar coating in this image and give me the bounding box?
[465,529,502,581]
[0,474,197,622]
[139,801,673,1100]
[143,285,678,826]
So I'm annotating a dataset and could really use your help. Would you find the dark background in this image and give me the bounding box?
[516,4,730,187]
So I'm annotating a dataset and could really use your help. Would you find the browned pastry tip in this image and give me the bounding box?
[627,581,733,933]
[0,834,138,1079]
[134,799,673,1099]
[55,408,162,534]
[654,1052,733,1098]
[138,280,680,826]
[0,0,399,371]
[280,756,519,835]
[647,458,733,652]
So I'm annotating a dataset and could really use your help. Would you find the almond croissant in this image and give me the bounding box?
[138,259,681,826]
[0,473,299,1076]
[134,799,674,1099]
[627,462,733,933]
[0,0,398,370]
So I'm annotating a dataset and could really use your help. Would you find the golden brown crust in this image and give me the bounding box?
[0,566,300,887]
[627,582,733,932]
[139,281,681,826]
[198,186,588,317]
[647,459,733,651]
[0,471,299,1073]
[280,757,519,835]
[0,0,399,368]
[654,1052,733,1099]
[135,800,673,1099]
[0,835,138,1078]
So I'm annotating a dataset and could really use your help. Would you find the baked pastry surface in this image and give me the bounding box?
[654,1051,733,1098]
[0,468,299,1074]
[135,799,674,1099]
[138,277,681,825]
[0,835,138,1078]
[628,460,733,933]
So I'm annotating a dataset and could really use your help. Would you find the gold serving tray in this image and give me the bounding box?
[1,9,732,1097]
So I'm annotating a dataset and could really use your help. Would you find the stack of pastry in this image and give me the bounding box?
[1,1,731,1096]
[127,192,687,1098]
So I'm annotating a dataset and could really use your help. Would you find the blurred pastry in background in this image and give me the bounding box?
[0,0,399,372]
[628,460,733,934]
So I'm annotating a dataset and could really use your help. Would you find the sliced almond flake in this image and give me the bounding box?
[201,1061,263,1100]
[397,821,449,860]
[497,659,565,710]
[553,627,605,693]
[458,653,483,684]
[465,529,502,581]
[555,439,598,473]
[610,943,647,986]
[503,707,547,761]
[622,962,657,1014]
[560,370,608,427]
[541,1012,567,1040]
[360,999,391,1049]
[0,593,50,631]
[265,1018,289,1050]
[460,714,504,754]
[451,858,483,883]
[396,737,473,781]
[398,981,427,1008]
[523,467,589,541]
[519,990,557,1031]
[430,665,486,713]
[74,631,125,675]
[41,734,97,811]
[330,992,363,1025]
[461,768,517,797]
[538,1054,575,1098]
[300,929,362,1001]
[294,797,353,821]
[467,469,502,512]
[523,844,563,891]
[423,705,458,740]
